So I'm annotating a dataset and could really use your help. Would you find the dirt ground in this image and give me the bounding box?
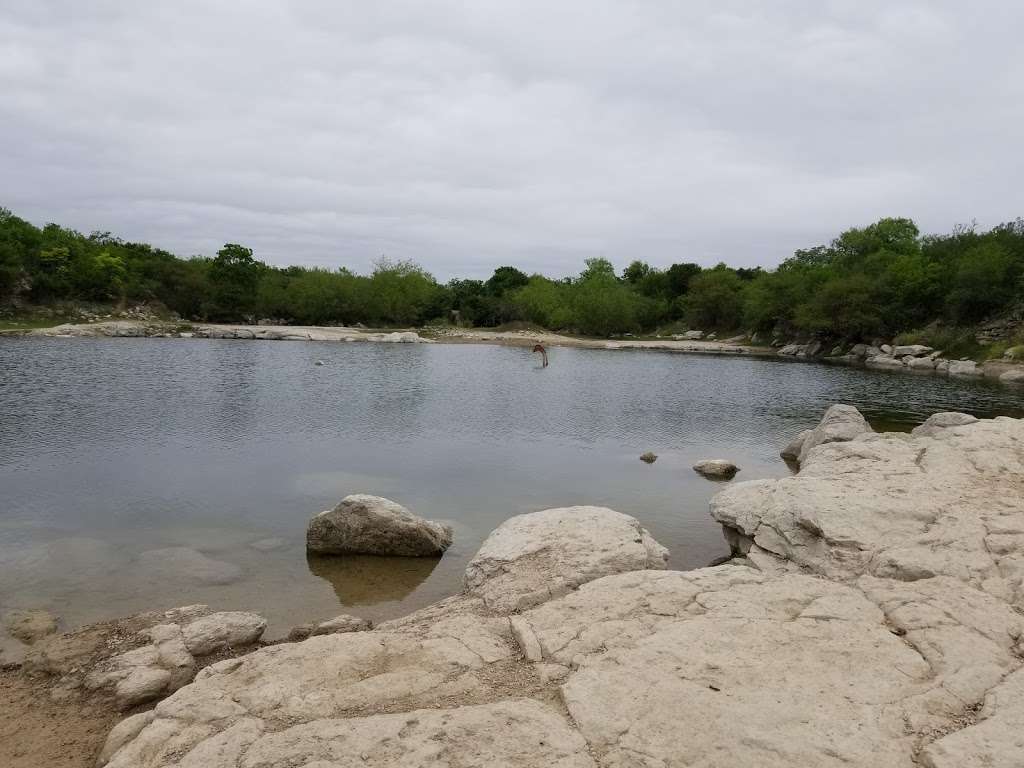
[0,665,121,768]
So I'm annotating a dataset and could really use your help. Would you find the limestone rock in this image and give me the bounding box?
[911,411,978,437]
[947,359,982,377]
[866,353,905,369]
[922,667,1024,768]
[181,612,266,656]
[306,494,452,556]
[907,355,936,370]
[712,413,1024,606]
[796,403,873,465]
[464,506,668,613]
[3,608,59,644]
[1000,368,1024,384]
[313,613,372,635]
[692,459,739,478]
[97,711,156,766]
[893,344,933,357]
[780,429,811,461]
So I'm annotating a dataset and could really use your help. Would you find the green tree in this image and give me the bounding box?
[367,258,440,325]
[682,265,744,330]
[485,266,529,296]
[208,243,262,320]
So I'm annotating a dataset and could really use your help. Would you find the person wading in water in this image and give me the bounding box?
[532,343,548,367]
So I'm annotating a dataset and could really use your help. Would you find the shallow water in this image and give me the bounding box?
[1,338,1022,650]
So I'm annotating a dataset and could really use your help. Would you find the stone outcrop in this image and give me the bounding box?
[307,495,453,556]
[779,428,811,461]
[100,412,1024,767]
[79,609,266,709]
[793,403,873,465]
[464,506,669,612]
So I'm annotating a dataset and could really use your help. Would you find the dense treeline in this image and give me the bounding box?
[1,207,1022,342]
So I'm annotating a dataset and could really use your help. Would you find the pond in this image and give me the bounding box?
[2,338,1022,654]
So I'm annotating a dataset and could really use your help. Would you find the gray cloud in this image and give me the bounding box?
[2,1,1022,279]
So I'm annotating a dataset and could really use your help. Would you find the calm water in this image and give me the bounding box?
[2,338,1023,655]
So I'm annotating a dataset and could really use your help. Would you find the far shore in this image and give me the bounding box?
[4,318,1024,383]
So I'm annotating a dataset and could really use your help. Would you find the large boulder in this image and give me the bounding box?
[464,506,668,612]
[795,404,873,465]
[306,495,453,556]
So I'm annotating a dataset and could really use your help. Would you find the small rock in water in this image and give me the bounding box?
[3,609,60,645]
[315,360,325,366]
[692,459,740,479]
[639,452,658,464]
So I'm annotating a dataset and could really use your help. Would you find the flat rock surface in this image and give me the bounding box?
[100,414,1024,768]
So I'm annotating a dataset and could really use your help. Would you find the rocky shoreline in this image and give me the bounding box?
[6,407,1018,766]
[779,339,1024,385]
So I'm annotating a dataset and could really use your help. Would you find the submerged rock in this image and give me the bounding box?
[306,494,453,556]
[3,608,59,644]
[135,547,243,586]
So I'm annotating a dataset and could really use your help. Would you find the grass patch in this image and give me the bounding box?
[0,316,69,331]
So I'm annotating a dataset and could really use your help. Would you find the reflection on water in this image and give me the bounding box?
[1,337,1023,655]
[306,554,442,605]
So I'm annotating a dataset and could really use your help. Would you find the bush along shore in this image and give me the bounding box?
[4,406,1021,767]
[2,206,1024,352]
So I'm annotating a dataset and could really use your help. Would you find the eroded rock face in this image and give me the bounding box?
[779,429,811,461]
[306,495,453,556]
[101,415,1024,768]
[795,403,873,465]
[84,611,266,709]
[712,414,1024,602]
[464,506,669,613]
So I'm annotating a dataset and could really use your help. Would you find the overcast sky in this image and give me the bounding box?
[2,2,1022,279]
